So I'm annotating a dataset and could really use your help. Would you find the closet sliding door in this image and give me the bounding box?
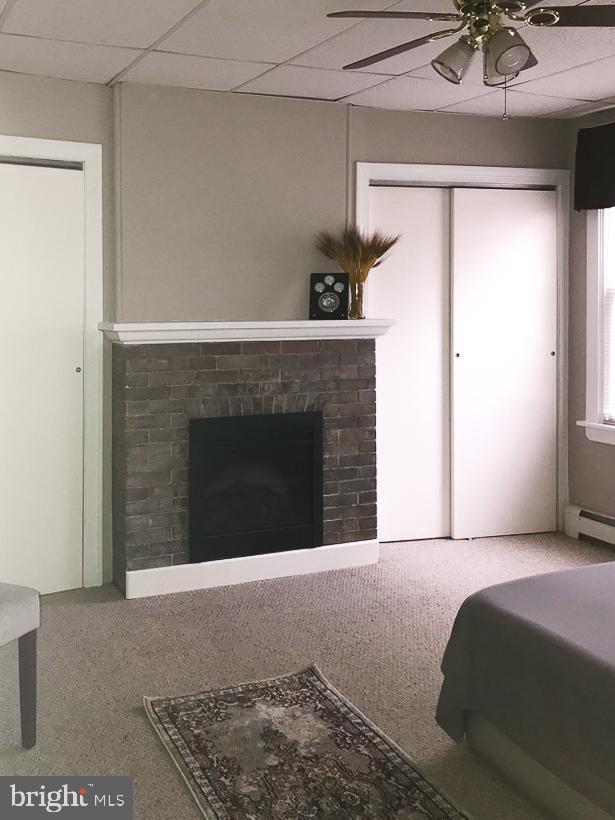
[450,188,558,538]
[369,186,451,541]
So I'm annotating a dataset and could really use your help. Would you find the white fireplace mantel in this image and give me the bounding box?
[98,319,394,345]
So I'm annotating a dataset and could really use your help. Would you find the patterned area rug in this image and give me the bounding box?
[144,666,468,819]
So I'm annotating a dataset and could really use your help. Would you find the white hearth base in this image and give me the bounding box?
[125,539,380,599]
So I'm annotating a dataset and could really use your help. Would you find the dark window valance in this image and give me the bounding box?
[574,122,615,211]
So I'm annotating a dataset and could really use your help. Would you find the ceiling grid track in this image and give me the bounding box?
[107,0,214,86]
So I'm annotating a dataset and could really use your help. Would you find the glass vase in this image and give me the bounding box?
[348,279,365,320]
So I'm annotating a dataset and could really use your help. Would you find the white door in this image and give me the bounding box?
[369,186,451,541]
[451,187,558,538]
[0,163,85,593]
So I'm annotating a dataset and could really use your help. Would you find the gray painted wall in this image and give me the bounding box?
[568,111,615,517]
[115,82,572,322]
[349,104,570,170]
[115,84,348,322]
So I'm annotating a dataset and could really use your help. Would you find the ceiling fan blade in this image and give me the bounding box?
[343,26,464,70]
[328,10,464,21]
[528,5,615,26]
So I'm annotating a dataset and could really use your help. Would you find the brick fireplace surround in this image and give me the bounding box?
[112,338,377,594]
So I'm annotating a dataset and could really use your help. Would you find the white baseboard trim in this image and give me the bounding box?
[564,504,615,545]
[125,539,380,599]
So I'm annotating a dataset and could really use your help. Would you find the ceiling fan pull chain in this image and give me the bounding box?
[503,75,510,121]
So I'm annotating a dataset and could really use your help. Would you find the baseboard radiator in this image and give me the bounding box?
[565,505,615,547]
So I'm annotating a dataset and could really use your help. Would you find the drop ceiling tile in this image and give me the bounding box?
[508,24,615,84]
[3,0,201,48]
[123,51,273,92]
[161,0,402,64]
[441,88,586,117]
[236,64,389,100]
[513,55,615,101]
[0,33,140,83]
[343,75,492,111]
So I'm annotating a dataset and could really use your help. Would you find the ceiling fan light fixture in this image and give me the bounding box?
[431,37,476,84]
[483,53,520,86]
[483,27,531,84]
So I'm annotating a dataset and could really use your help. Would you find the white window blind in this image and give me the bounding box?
[603,209,615,423]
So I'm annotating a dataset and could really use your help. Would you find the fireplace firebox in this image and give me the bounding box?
[189,412,324,563]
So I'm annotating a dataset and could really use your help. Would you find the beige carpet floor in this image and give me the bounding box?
[1,533,613,820]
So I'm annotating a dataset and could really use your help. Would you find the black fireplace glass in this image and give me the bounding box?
[189,412,324,563]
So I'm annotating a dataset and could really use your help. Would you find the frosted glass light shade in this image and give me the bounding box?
[483,27,530,85]
[431,38,476,85]
[483,50,520,86]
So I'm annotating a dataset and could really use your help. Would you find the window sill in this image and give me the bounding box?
[577,420,615,445]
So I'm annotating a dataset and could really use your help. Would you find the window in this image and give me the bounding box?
[604,210,615,423]
[579,208,615,444]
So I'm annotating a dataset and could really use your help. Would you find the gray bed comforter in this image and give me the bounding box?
[436,561,615,793]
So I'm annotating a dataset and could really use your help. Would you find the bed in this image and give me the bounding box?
[436,561,615,819]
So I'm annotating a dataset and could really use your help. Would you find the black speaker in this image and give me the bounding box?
[309,273,349,320]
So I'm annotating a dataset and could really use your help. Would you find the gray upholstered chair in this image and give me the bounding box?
[0,584,39,748]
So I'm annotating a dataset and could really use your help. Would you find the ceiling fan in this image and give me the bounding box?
[327,2,615,87]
